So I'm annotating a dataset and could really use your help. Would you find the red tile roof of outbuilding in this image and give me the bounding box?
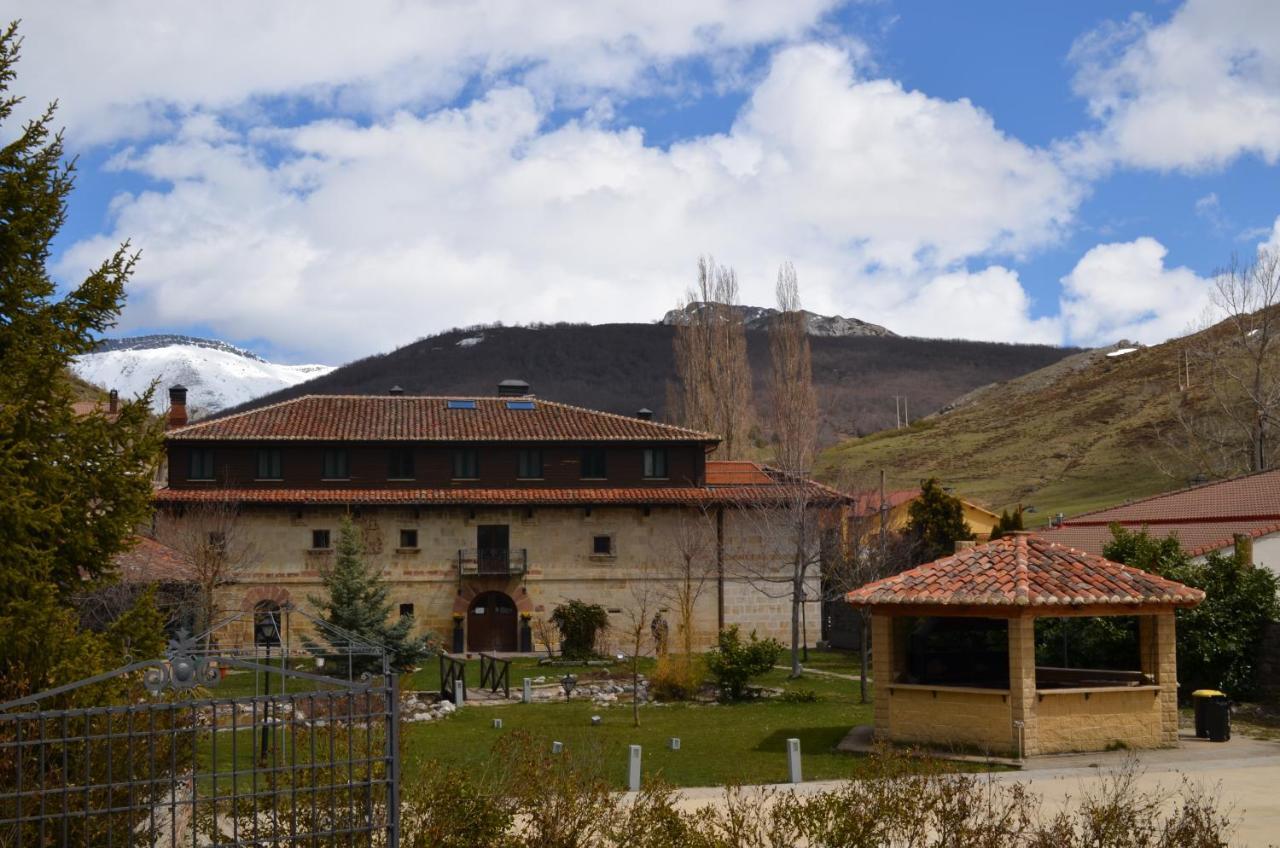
[113,536,192,583]
[846,533,1203,610]
[167,395,719,444]
[1040,468,1280,556]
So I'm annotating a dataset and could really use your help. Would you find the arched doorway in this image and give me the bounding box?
[467,591,517,652]
[254,601,282,648]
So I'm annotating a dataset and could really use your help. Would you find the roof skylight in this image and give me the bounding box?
[505,400,536,410]
[446,399,477,410]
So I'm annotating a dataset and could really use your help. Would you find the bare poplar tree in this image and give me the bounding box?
[1159,248,1280,477]
[755,262,825,678]
[671,256,755,458]
[156,499,258,647]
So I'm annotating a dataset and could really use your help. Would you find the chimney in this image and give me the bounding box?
[954,540,977,553]
[108,389,119,414]
[497,379,530,397]
[636,408,653,420]
[389,386,405,396]
[1234,533,1255,567]
[167,385,188,429]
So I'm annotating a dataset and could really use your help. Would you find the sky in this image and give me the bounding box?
[13,0,1280,364]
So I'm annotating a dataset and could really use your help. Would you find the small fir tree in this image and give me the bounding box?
[904,478,974,564]
[308,517,430,673]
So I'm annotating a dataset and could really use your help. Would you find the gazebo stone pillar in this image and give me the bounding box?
[1007,614,1039,756]
[1140,611,1180,745]
[871,613,893,738]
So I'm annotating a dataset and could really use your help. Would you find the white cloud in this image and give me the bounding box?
[1059,238,1212,345]
[1067,0,1280,172]
[9,0,841,145]
[56,43,1082,362]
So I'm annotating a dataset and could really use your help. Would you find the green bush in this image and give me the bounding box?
[780,687,818,703]
[550,600,610,660]
[1104,526,1280,699]
[705,625,782,701]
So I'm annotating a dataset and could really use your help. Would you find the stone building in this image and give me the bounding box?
[847,532,1204,756]
[153,383,846,653]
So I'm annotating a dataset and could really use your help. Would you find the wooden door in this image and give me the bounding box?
[467,591,517,652]
[476,524,510,574]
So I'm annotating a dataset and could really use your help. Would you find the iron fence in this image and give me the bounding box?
[0,607,400,847]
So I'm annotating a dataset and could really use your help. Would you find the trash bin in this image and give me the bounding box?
[1205,695,1232,743]
[1192,689,1225,738]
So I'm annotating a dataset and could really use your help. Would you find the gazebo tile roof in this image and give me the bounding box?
[846,533,1204,609]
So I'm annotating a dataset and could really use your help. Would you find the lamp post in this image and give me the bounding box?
[560,673,577,700]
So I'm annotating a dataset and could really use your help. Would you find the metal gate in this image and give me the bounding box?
[0,607,400,847]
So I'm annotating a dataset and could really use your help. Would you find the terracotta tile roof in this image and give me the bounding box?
[846,533,1204,610]
[168,395,719,444]
[705,461,774,485]
[847,489,920,516]
[1041,468,1280,556]
[154,480,851,508]
[113,536,192,583]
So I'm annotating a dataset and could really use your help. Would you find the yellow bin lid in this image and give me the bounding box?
[1192,689,1225,697]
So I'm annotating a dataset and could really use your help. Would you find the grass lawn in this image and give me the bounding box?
[403,660,879,789]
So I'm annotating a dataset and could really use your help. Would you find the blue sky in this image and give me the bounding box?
[16,0,1280,363]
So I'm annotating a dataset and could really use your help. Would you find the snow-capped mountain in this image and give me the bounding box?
[661,303,895,337]
[72,335,334,417]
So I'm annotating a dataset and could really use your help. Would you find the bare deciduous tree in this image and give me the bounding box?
[671,256,755,458]
[769,261,818,476]
[1158,248,1280,478]
[657,507,717,657]
[824,470,919,703]
[618,566,659,727]
[156,500,258,647]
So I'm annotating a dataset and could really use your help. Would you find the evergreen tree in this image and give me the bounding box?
[987,507,1024,541]
[308,517,431,673]
[904,478,974,564]
[0,23,165,700]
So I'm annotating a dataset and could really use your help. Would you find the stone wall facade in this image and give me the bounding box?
[158,503,820,653]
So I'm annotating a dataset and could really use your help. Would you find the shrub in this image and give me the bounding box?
[649,654,701,701]
[550,600,610,659]
[780,687,818,703]
[705,626,782,701]
[399,765,514,848]
[1105,526,1280,699]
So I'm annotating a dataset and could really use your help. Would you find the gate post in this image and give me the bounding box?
[387,669,401,848]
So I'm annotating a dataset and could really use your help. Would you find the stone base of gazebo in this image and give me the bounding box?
[871,611,1181,757]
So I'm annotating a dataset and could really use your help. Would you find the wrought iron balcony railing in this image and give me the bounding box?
[458,548,527,576]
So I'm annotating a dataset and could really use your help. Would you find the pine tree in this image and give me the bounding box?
[308,517,430,673]
[904,478,974,564]
[0,22,165,700]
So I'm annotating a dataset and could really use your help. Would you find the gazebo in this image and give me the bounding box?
[846,531,1204,757]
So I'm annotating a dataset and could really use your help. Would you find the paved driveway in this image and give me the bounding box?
[668,733,1280,846]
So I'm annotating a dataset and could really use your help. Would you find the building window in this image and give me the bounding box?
[643,448,668,479]
[453,449,479,479]
[311,529,331,550]
[581,447,607,479]
[322,449,349,480]
[388,447,414,480]
[592,534,614,556]
[517,449,543,479]
[188,448,214,480]
[256,448,282,480]
[399,529,419,549]
[399,603,415,618]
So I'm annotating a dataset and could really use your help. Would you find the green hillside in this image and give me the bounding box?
[817,337,1198,522]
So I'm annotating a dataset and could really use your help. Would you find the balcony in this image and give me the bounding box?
[458,548,527,577]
